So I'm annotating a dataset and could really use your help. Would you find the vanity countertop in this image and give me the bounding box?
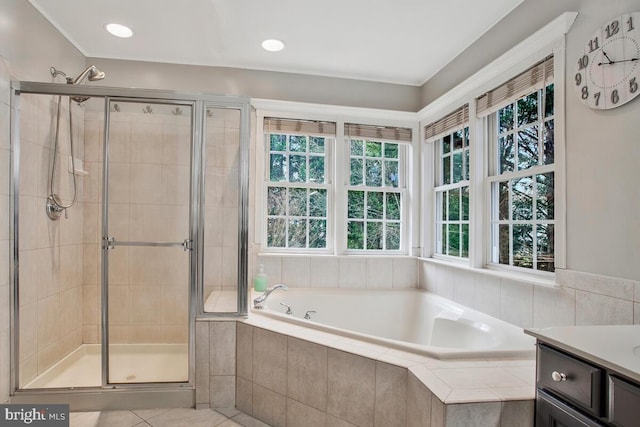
[525,325,640,383]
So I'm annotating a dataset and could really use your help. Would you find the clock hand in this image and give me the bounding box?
[614,57,639,64]
[597,57,640,65]
[602,50,614,64]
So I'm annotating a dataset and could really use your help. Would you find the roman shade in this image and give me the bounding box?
[424,104,469,141]
[264,117,336,136]
[476,55,554,117]
[344,123,412,143]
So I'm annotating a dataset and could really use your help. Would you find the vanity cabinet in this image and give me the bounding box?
[534,342,640,427]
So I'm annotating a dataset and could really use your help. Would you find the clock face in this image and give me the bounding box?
[574,12,640,109]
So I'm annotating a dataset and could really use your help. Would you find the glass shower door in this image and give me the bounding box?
[102,99,193,384]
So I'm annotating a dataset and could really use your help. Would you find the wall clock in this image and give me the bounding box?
[574,12,640,109]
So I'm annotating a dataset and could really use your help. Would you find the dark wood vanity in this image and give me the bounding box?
[527,326,640,427]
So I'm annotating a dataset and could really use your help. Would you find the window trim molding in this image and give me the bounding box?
[417,12,577,124]
[420,11,575,278]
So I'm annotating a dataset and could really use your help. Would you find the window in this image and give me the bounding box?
[264,118,335,250]
[481,56,555,272]
[346,140,402,250]
[426,105,471,258]
[345,123,410,252]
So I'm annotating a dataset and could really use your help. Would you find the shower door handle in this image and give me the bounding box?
[182,239,193,251]
[102,237,192,251]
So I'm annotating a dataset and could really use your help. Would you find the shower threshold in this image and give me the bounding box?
[24,343,189,389]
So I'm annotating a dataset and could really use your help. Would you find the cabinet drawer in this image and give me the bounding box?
[537,344,605,417]
[536,389,605,427]
[609,375,640,427]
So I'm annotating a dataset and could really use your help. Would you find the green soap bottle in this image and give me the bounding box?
[254,264,268,292]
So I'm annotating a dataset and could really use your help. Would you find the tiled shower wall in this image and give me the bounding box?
[0,58,11,403]
[82,107,191,344]
[203,109,241,300]
[17,93,84,386]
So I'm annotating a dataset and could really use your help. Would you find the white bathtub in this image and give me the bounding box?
[256,288,535,359]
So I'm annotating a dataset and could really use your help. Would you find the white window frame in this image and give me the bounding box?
[430,124,471,261]
[263,129,334,252]
[485,83,556,276]
[254,101,418,256]
[344,136,409,254]
[419,12,576,284]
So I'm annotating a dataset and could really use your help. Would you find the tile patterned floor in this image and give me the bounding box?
[70,407,270,427]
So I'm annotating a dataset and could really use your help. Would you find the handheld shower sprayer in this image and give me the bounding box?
[46,65,107,220]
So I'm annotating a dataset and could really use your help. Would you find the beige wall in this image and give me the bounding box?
[85,58,422,112]
[0,0,85,82]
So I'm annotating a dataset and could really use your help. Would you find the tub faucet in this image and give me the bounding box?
[253,284,288,309]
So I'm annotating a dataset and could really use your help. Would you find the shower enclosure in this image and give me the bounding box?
[9,81,249,403]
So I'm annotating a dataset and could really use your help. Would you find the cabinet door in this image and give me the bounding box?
[537,390,605,427]
[609,375,640,427]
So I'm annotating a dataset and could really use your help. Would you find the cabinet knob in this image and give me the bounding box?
[551,371,567,382]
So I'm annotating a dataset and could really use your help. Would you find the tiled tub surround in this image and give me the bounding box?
[420,261,640,329]
[259,255,640,330]
[257,255,420,290]
[195,320,238,410]
[235,316,535,427]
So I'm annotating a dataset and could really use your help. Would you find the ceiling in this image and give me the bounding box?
[29,0,524,86]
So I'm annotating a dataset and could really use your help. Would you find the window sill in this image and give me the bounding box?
[417,256,557,288]
[258,252,416,260]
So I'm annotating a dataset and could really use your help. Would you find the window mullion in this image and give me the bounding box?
[334,124,347,254]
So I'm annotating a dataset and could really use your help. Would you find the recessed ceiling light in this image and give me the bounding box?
[261,39,285,52]
[105,23,133,38]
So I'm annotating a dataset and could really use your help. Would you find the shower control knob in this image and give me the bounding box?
[551,371,567,382]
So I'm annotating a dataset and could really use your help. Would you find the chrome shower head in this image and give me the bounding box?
[50,65,106,103]
[50,65,106,85]
[71,65,105,85]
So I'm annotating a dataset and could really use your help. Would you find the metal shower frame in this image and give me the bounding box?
[9,81,250,403]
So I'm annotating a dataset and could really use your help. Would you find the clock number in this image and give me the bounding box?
[581,86,589,100]
[630,77,638,93]
[588,37,599,53]
[578,55,589,70]
[605,20,620,38]
[594,92,601,106]
[575,73,582,86]
[611,89,620,104]
[629,16,635,32]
